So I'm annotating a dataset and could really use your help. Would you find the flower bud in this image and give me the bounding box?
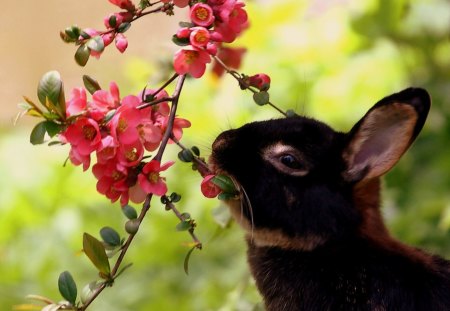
[115,33,128,53]
[176,27,191,39]
[247,73,271,91]
[125,219,140,234]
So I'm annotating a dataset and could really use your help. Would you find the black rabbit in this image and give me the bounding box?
[210,88,450,311]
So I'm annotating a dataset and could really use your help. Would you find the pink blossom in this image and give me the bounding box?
[247,73,271,91]
[213,0,248,42]
[138,160,174,196]
[139,122,162,151]
[108,0,135,11]
[110,101,142,145]
[201,175,222,198]
[176,27,191,39]
[115,33,128,53]
[116,140,144,167]
[89,86,119,121]
[64,117,102,156]
[206,42,218,56]
[66,87,87,117]
[96,135,119,164]
[190,3,215,27]
[161,0,190,8]
[102,33,115,47]
[68,147,91,171]
[173,47,211,78]
[189,27,211,48]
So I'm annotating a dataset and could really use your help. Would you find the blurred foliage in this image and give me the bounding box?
[1,0,450,310]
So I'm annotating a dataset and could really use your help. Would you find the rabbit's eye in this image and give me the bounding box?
[262,143,309,176]
[280,154,302,169]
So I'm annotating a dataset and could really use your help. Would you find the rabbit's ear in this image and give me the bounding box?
[343,88,430,183]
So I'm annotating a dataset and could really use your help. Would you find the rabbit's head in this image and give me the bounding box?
[210,88,430,250]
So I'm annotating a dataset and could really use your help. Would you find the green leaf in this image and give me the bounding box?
[103,109,116,123]
[253,91,270,106]
[44,121,62,137]
[117,22,131,33]
[82,75,102,95]
[75,44,90,67]
[212,175,237,194]
[218,192,237,201]
[178,149,194,162]
[172,34,190,46]
[122,205,138,220]
[30,121,47,145]
[180,213,191,221]
[191,146,200,156]
[108,15,117,28]
[183,246,196,275]
[179,21,194,28]
[37,71,63,109]
[176,221,192,232]
[87,36,105,53]
[58,271,77,305]
[169,192,182,203]
[100,227,121,247]
[83,233,111,276]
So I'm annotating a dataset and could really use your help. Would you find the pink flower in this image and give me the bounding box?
[89,85,120,121]
[190,3,215,27]
[68,147,91,171]
[116,140,144,167]
[173,47,211,78]
[201,175,222,198]
[176,27,191,39]
[138,160,174,196]
[213,0,248,43]
[212,47,246,76]
[108,0,135,11]
[139,122,162,151]
[115,33,128,53]
[161,0,190,8]
[64,117,102,156]
[110,100,142,145]
[189,27,211,48]
[66,87,87,117]
[96,135,119,164]
[247,73,271,91]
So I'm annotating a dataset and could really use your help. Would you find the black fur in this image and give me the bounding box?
[211,88,450,311]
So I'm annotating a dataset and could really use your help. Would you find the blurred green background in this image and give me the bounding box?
[1,0,450,310]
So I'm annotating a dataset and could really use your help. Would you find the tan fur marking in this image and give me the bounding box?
[225,197,326,251]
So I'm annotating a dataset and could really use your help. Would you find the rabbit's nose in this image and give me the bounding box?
[212,129,236,152]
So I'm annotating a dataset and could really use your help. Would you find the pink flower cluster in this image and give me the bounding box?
[60,82,190,206]
[172,0,249,78]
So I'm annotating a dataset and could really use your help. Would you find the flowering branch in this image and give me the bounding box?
[79,75,187,311]
[18,0,280,310]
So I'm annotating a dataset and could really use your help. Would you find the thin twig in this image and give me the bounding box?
[213,55,287,117]
[136,97,173,110]
[155,75,186,161]
[164,199,202,249]
[171,136,212,177]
